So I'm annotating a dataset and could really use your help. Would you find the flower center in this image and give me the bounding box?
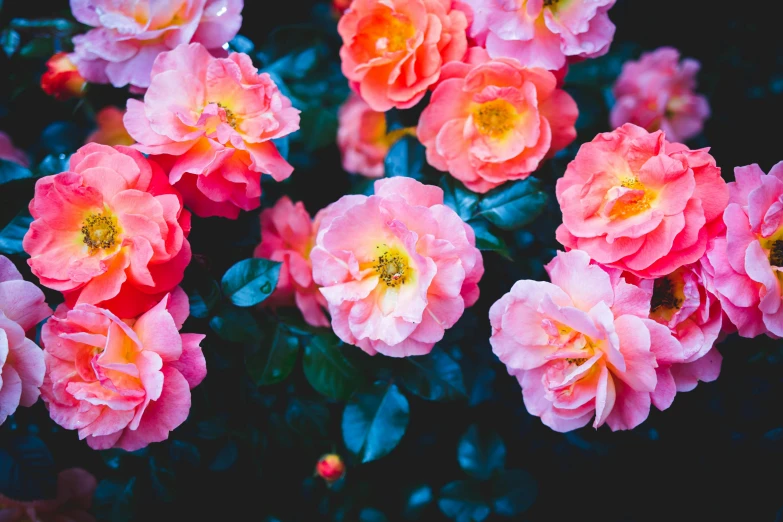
[81,211,119,253]
[608,176,655,219]
[770,240,783,267]
[370,11,415,55]
[473,99,518,137]
[373,244,410,288]
[651,276,682,312]
[217,102,237,129]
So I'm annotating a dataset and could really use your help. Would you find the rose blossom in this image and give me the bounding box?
[611,47,710,143]
[0,468,97,522]
[23,143,192,319]
[0,131,29,167]
[489,250,684,432]
[69,0,243,90]
[338,0,469,112]
[418,47,577,193]
[556,123,728,279]
[40,288,206,450]
[125,43,300,219]
[311,177,484,357]
[254,196,329,328]
[0,256,50,424]
[462,0,616,71]
[86,106,135,147]
[41,52,87,101]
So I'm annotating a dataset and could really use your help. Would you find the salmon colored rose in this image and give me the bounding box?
[69,0,244,89]
[23,143,192,319]
[41,52,86,101]
[254,197,329,328]
[0,468,97,522]
[0,131,29,167]
[86,106,135,147]
[338,0,469,112]
[556,123,728,279]
[125,43,300,219]
[40,288,206,451]
[418,47,578,193]
[311,177,484,357]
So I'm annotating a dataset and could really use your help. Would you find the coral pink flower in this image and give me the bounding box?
[0,468,97,522]
[86,106,135,147]
[311,177,484,357]
[69,0,243,90]
[41,52,87,101]
[705,162,783,338]
[556,123,728,279]
[337,94,415,178]
[40,288,206,451]
[23,143,192,319]
[611,47,710,143]
[0,256,50,425]
[462,0,616,71]
[418,47,578,193]
[125,43,300,219]
[0,131,29,167]
[338,0,469,112]
[489,250,683,432]
[254,197,329,328]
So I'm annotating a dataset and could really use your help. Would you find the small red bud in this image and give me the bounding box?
[316,453,346,485]
[41,53,86,101]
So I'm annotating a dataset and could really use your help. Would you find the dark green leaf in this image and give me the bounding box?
[468,218,511,259]
[398,347,466,401]
[36,154,69,177]
[342,382,409,463]
[169,440,201,468]
[359,508,388,522]
[0,158,32,185]
[298,106,338,151]
[40,122,82,156]
[285,398,329,440]
[438,480,490,522]
[221,258,282,307]
[303,334,363,400]
[0,435,55,501]
[0,210,32,255]
[93,477,135,522]
[385,136,424,180]
[209,440,238,471]
[10,18,76,33]
[405,485,433,519]
[149,457,175,502]
[1,28,20,57]
[196,416,229,440]
[458,425,506,481]
[19,37,53,58]
[440,175,479,221]
[246,323,300,386]
[210,306,262,343]
[491,469,537,516]
[189,280,221,319]
[477,178,548,230]
[229,34,255,54]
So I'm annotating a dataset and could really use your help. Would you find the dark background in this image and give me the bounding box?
[2,1,783,521]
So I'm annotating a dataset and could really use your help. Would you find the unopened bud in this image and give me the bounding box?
[316,453,345,485]
[41,53,86,101]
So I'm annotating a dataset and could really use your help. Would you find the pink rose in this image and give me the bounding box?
[611,47,710,143]
[40,288,206,451]
[705,162,783,338]
[69,0,243,89]
[311,177,484,357]
[556,123,729,279]
[0,131,29,167]
[86,106,135,147]
[0,468,97,522]
[23,144,192,319]
[0,256,50,424]
[417,47,578,193]
[254,197,329,328]
[462,0,616,71]
[125,43,300,219]
[338,0,469,111]
[489,250,683,432]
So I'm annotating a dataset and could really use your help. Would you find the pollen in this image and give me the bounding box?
[473,99,518,137]
[82,211,119,253]
[217,102,238,129]
[566,358,588,366]
[770,240,783,267]
[651,276,682,312]
[609,176,655,219]
[373,245,410,288]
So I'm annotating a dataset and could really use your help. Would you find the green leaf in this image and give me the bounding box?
[246,323,300,386]
[0,158,32,185]
[405,485,433,519]
[210,306,262,343]
[342,382,410,463]
[36,154,69,177]
[149,457,175,502]
[209,440,238,471]
[285,398,329,440]
[94,478,135,522]
[457,425,506,481]
[221,258,282,307]
[0,210,32,255]
[19,37,53,58]
[189,280,221,319]
[438,480,490,522]
[491,469,537,516]
[0,28,20,57]
[440,175,479,221]
[359,508,388,522]
[0,435,55,501]
[385,136,424,180]
[298,106,338,151]
[303,334,363,400]
[169,440,201,468]
[477,177,548,230]
[467,218,511,259]
[398,347,466,401]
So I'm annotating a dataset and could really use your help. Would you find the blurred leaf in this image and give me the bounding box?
[438,480,490,522]
[36,154,70,177]
[1,28,20,57]
[229,34,255,54]
[491,469,537,516]
[298,106,338,151]
[209,440,239,471]
[0,158,32,185]
[196,416,229,440]
[19,36,53,58]
[477,178,548,230]
[359,508,389,522]
[150,457,175,502]
[458,425,506,481]
[303,334,363,400]
[93,477,135,522]
[398,347,466,401]
[468,218,511,259]
[169,440,201,468]
[466,366,495,407]
[440,175,479,221]
[10,18,76,33]
[221,258,281,307]
[285,398,329,440]
[210,305,262,343]
[405,485,433,519]
[0,210,31,255]
[40,122,82,156]
[342,382,410,463]
[246,323,300,386]
[189,280,221,319]
[385,136,425,180]
[0,435,56,501]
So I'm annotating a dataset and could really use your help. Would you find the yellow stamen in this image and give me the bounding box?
[81,211,119,253]
[609,176,655,219]
[473,99,518,138]
[217,102,238,129]
[373,244,410,288]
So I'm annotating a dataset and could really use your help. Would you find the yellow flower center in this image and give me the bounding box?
[373,244,410,288]
[372,11,415,55]
[609,176,656,219]
[81,211,119,252]
[770,240,783,268]
[473,99,518,138]
[650,273,685,322]
[217,102,238,129]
